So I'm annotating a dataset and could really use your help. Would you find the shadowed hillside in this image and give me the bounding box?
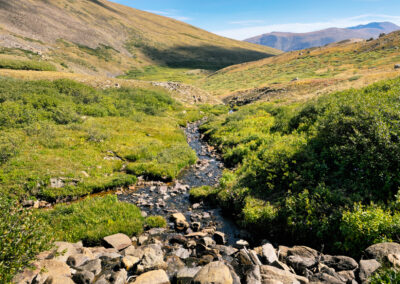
[0,0,281,78]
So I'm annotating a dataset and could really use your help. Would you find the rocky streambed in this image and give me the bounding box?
[14,122,400,284]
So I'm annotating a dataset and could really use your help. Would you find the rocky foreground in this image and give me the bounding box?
[14,210,400,284]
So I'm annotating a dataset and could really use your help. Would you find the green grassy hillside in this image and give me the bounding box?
[0,0,281,81]
[198,77,400,256]
[0,77,207,201]
[199,31,400,102]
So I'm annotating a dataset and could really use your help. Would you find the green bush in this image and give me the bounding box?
[0,196,51,283]
[38,195,144,246]
[189,186,219,203]
[0,58,56,71]
[370,268,400,284]
[201,77,400,255]
[145,216,167,228]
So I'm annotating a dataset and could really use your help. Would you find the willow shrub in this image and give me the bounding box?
[0,196,51,283]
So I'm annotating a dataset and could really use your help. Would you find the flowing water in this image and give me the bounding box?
[118,121,243,245]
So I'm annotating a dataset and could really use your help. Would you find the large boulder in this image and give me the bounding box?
[322,255,358,271]
[287,246,319,259]
[78,259,102,276]
[133,269,170,284]
[50,242,82,262]
[260,265,308,284]
[359,259,381,282]
[193,261,233,284]
[72,270,95,284]
[103,233,132,251]
[365,242,400,261]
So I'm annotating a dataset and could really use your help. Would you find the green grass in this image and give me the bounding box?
[0,58,56,71]
[198,33,400,96]
[189,186,219,203]
[38,195,149,245]
[118,65,211,84]
[199,77,400,256]
[0,77,200,200]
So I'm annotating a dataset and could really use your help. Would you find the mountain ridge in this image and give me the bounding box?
[245,21,400,51]
[0,0,281,77]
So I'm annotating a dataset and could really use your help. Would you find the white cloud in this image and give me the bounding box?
[214,14,400,40]
[145,10,192,22]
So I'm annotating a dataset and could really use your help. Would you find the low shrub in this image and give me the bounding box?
[145,216,167,228]
[0,58,56,71]
[0,195,51,283]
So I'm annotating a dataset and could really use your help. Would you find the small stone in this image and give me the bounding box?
[191,222,201,232]
[174,247,191,259]
[67,254,89,267]
[200,236,216,247]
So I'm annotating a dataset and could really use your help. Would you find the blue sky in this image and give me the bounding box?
[113,0,400,40]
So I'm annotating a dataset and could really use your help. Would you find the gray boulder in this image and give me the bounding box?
[72,270,95,284]
[322,255,358,271]
[176,267,202,284]
[359,259,381,282]
[193,261,233,284]
[365,242,400,261]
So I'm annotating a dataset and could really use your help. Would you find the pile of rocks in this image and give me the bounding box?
[15,209,400,284]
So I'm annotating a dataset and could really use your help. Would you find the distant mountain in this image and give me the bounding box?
[245,22,400,52]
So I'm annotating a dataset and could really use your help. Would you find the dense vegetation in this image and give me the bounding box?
[0,58,57,71]
[0,195,51,283]
[199,77,400,256]
[37,195,161,245]
[0,77,200,201]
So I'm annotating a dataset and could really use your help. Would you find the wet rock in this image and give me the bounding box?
[103,233,132,251]
[132,269,170,284]
[322,255,358,271]
[171,213,189,231]
[79,259,102,276]
[260,265,309,284]
[193,261,233,284]
[72,270,95,284]
[359,259,381,282]
[165,255,186,279]
[217,245,238,256]
[214,231,226,245]
[176,267,202,284]
[262,243,278,264]
[365,242,400,261]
